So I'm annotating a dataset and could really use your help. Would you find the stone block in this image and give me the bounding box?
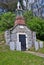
[6,38,10,45]
[5,30,10,45]
[16,42,21,51]
[10,42,15,50]
[34,41,39,51]
[33,32,36,41]
[39,41,43,48]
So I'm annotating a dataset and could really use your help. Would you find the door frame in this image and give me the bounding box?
[17,33,28,50]
[19,34,26,51]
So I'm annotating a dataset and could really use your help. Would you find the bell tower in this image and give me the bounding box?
[15,1,25,26]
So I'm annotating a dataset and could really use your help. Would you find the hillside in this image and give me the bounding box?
[0,34,44,65]
[0,50,44,65]
[0,32,6,51]
[0,32,44,65]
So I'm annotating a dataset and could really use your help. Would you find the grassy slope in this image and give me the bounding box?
[0,51,44,65]
[0,32,44,65]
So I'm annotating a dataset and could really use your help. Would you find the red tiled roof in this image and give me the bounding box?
[15,16,25,26]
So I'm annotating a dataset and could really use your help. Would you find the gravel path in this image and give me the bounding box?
[25,51,44,58]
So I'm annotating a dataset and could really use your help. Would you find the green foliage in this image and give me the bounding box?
[0,11,44,40]
[0,12,16,31]
[38,48,44,54]
[24,11,44,41]
[24,11,33,21]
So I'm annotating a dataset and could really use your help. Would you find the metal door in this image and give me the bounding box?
[19,35,26,51]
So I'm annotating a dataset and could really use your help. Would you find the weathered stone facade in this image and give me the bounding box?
[5,25,36,51]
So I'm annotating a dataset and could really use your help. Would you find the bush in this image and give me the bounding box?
[0,11,44,41]
[24,11,44,41]
[0,12,16,31]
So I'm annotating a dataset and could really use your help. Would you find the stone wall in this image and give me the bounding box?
[11,25,36,49]
[5,30,10,45]
[5,25,36,50]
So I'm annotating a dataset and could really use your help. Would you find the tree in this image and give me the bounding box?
[0,11,44,41]
[24,11,44,41]
[0,12,16,31]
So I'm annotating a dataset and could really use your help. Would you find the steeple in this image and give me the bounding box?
[15,1,25,26]
[17,1,22,9]
[16,1,23,16]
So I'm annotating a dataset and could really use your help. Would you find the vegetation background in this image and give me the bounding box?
[0,11,44,41]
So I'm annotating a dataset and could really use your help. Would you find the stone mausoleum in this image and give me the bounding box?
[5,1,36,51]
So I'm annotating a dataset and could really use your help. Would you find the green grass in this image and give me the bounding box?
[38,48,44,53]
[0,32,44,65]
[0,50,44,65]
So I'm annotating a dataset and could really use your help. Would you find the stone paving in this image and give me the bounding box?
[25,51,44,58]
